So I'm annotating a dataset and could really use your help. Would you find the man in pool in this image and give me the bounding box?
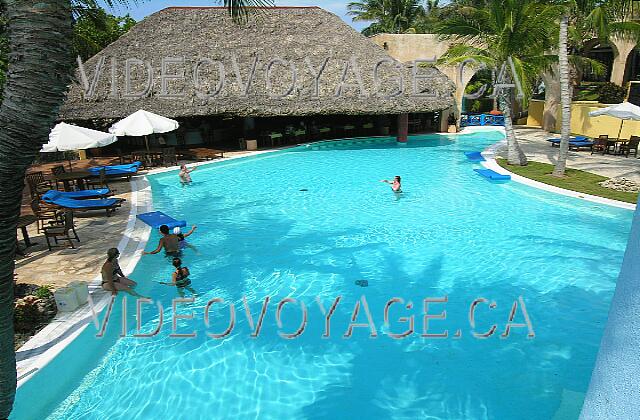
[179,164,196,185]
[143,224,181,256]
[381,176,402,193]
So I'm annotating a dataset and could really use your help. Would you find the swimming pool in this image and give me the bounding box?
[13,131,634,419]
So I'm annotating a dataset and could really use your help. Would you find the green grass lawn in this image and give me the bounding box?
[497,159,639,204]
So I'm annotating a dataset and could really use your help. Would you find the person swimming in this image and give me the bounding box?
[143,224,181,256]
[173,225,197,250]
[158,257,197,297]
[381,176,402,193]
[179,164,196,185]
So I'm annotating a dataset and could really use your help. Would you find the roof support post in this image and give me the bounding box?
[397,113,408,143]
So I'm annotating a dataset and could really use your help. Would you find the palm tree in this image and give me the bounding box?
[553,0,640,177]
[0,1,268,417]
[436,0,564,166]
[348,0,425,35]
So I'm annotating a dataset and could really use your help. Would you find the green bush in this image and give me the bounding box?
[34,285,53,299]
[598,82,626,104]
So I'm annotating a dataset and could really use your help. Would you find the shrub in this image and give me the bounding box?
[34,285,53,299]
[598,82,626,104]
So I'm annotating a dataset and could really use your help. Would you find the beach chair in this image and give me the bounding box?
[87,162,141,181]
[620,136,639,157]
[42,190,123,216]
[43,210,79,250]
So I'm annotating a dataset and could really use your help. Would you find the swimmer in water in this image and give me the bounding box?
[143,224,181,256]
[381,176,402,193]
[158,257,197,297]
[173,225,198,252]
[179,164,196,185]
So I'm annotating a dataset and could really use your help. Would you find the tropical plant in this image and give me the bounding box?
[0,2,270,418]
[73,9,136,60]
[348,0,425,35]
[436,0,564,165]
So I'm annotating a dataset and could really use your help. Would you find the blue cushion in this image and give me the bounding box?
[474,169,511,180]
[137,211,186,229]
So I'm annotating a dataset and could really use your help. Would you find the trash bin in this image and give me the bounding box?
[54,287,80,312]
[246,139,258,151]
[69,281,89,305]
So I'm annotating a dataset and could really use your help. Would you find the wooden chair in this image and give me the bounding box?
[85,168,110,190]
[117,148,134,165]
[591,135,609,155]
[43,210,79,250]
[26,171,53,199]
[620,136,640,157]
[50,165,71,190]
[30,198,60,233]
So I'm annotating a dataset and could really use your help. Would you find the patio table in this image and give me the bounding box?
[53,171,92,191]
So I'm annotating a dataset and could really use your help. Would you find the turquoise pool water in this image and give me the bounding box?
[13,132,634,419]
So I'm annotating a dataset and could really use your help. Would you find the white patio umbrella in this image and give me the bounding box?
[589,102,640,140]
[108,109,179,151]
[42,122,118,170]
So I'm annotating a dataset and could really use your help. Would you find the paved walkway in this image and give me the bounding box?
[501,126,640,182]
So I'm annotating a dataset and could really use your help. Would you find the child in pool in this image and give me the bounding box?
[381,176,402,193]
[179,164,196,185]
[173,225,197,251]
[158,257,197,297]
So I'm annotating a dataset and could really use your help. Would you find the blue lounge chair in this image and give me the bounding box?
[42,188,112,200]
[42,190,123,214]
[547,136,590,146]
[464,151,485,162]
[87,161,141,177]
[474,169,511,180]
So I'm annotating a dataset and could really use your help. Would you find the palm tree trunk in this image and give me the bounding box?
[553,15,571,177]
[500,93,528,166]
[0,1,73,417]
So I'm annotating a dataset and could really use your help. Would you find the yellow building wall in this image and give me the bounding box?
[569,102,640,139]
[526,100,640,138]
[527,100,544,127]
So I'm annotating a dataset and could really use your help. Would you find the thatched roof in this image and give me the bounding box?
[60,7,454,121]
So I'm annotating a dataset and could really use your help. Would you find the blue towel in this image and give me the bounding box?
[42,190,119,208]
[88,161,141,176]
[137,211,186,229]
[43,188,111,199]
[474,169,511,180]
[464,151,485,162]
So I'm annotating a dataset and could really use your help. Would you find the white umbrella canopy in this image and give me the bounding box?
[109,110,179,151]
[589,102,640,120]
[589,102,640,140]
[42,122,117,152]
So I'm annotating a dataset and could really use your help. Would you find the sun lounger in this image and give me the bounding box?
[464,151,485,162]
[474,169,511,180]
[87,162,141,177]
[42,188,112,200]
[42,190,123,214]
[137,211,186,229]
[568,141,594,151]
[547,136,590,146]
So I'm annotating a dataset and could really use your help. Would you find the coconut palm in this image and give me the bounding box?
[553,0,640,177]
[436,0,564,166]
[0,1,270,417]
[348,0,425,35]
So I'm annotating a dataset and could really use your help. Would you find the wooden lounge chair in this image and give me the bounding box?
[181,148,224,161]
[43,210,79,250]
[591,135,609,155]
[620,136,639,157]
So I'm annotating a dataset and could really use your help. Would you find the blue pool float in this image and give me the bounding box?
[465,151,485,162]
[474,169,511,181]
[137,211,186,229]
